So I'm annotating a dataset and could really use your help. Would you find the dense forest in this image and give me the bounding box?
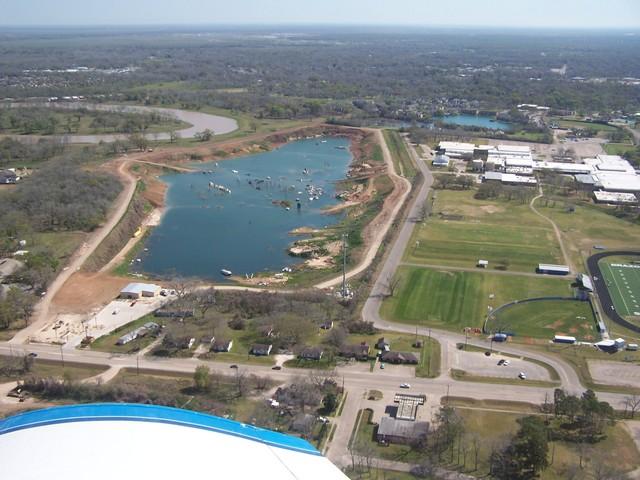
[0,27,639,120]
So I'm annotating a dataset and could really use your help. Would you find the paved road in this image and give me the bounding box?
[2,103,238,143]
[361,138,586,395]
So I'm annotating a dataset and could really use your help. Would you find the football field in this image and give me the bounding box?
[599,261,640,317]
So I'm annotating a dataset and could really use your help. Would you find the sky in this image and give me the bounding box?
[1,0,639,29]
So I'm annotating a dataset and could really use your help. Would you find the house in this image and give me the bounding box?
[258,325,275,338]
[376,337,390,351]
[211,339,233,352]
[178,337,196,349]
[299,347,324,361]
[339,343,370,361]
[119,283,161,299]
[251,344,273,356]
[319,320,334,330]
[0,170,19,184]
[380,351,419,365]
[291,413,316,435]
[376,417,429,445]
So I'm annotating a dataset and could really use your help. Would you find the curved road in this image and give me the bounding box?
[3,103,238,143]
[362,137,587,395]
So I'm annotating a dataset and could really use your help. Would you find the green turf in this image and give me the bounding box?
[599,256,640,318]
[407,221,562,272]
[556,119,619,133]
[603,142,637,156]
[487,299,597,341]
[380,266,572,331]
[406,189,563,272]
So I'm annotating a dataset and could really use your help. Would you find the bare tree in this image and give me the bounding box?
[384,274,402,297]
[624,394,640,419]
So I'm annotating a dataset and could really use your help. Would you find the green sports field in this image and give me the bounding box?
[486,299,597,340]
[599,259,640,317]
[380,266,572,331]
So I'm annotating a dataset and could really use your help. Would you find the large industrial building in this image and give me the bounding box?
[0,403,347,480]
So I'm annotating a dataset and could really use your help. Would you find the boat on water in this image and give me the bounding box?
[220,269,233,277]
[232,169,239,174]
[335,146,347,150]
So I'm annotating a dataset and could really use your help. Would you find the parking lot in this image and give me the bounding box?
[589,360,640,388]
[453,349,552,381]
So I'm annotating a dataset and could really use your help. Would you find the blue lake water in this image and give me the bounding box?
[137,137,351,280]
[442,114,513,131]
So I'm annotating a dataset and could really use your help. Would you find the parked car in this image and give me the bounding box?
[400,383,411,389]
[497,359,505,366]
[272,366,282,370]
[518,372,527,380]
[230,365,238,369]
[380,363,385,369]
[27,352,38,358]
[503,360,510,366]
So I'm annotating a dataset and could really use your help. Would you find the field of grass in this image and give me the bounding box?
[454,409,639,478]
[598,256,640,318]
[383,130,416,179]
[0,356,108,383]
[556,119,619,133]
[406,189,562,272]
[487,299,597,341]
[450,368,559,388]
[603,142,636,156]
[536,200,640,271]
[381,266,572,331]
[1,108,188,135]
[89,314,160,354]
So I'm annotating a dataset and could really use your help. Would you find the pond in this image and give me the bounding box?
[135,137,352,280]
[441,114,513,131]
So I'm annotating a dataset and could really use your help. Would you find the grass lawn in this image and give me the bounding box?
[556,119,619,133]
[444,396,541,414]
[536,200,640,271]
[598,256,640,319]
[450,409,639,478]
[406,189,562,272]
[450,368,559,388]
[33,231,86,263]
[89,314,160,354]
[383,130,417,179]
[381,266,572,331]
[487,299,597,341]
[0,356,108,383]
[603,142,636,156]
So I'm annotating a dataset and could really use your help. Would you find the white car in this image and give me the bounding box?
[503,360,510,366]
[518,372,527,380]
[400,383,411,389]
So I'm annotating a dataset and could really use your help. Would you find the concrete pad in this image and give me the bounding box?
[589,360,640,388]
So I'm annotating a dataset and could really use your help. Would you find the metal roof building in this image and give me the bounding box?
[0,403,347,480]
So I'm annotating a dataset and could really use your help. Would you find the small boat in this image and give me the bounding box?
[321,140,327,143]
[232,169,239,174]
[335,146,346,150]
[220,269,233,277]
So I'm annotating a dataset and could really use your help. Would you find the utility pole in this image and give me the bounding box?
[341,233,348,298]
[136,355,140,376]
[59,345,65,368]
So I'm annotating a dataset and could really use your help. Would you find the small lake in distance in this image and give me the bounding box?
[136,137,352,280]
[442,114,513,131]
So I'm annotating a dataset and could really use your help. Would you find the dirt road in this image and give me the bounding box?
[10,158,138,344]
[315,129,411,289]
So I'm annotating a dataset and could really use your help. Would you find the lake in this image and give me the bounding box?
[442,114,513,131]
[136,137,352,280]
